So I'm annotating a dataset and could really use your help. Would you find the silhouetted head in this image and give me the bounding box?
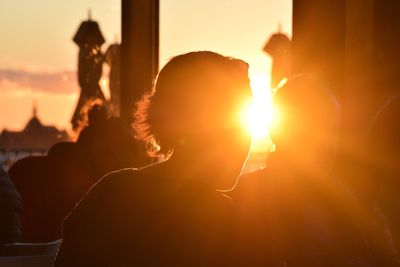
[74,99,108,135]
[87,104,107,125]
[269,75,340,173]
[48,142,77,160]
[134,51,252,187]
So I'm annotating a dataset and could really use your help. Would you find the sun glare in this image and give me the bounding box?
[242,73,275,140]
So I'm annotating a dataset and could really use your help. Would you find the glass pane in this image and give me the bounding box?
[160,0,292,172]
[0,1,121,169]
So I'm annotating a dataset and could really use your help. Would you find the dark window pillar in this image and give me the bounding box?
[292,0,346,98]
[121,0,159,120]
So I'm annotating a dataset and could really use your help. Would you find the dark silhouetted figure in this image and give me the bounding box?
[0,167,21,243]
[366,94,400,255]
[104,43,121,116]
[263,26,291,89]
[71,12,106,130]
[9,104,147,242]
[230,76,399,266]
[8,145,91,242]
[55,51,252,267]
[76,103,149,179]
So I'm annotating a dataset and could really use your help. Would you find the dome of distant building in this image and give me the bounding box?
[0,106,70,152]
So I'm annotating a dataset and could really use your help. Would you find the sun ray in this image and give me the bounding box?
[245,73,274,140]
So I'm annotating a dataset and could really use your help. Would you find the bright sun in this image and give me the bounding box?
[242,73,274,140]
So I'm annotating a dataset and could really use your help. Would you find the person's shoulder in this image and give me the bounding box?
[95,163,165,193]
[92,167,140,192]
[68,164,162,214]
[62,167,141,229]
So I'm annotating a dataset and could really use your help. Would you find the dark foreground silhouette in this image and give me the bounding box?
[230,76,399,266]
[366,94,400,255]
[9,104,147,242]
[8,149,91,242]
[0,167,21,244]
[55,51,252,267]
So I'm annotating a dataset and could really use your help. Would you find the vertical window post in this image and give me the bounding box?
[121,0,159,120]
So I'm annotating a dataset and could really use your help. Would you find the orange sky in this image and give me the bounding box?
[0,0,291,131]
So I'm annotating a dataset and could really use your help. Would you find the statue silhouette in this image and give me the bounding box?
[71,12,106,130]
[263,25,291,89]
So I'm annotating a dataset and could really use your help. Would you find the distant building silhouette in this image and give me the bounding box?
[71,12,106,130]
[0,106,69,169]
[263,26,291,89]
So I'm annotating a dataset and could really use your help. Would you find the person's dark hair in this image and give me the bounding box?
[133,51,251,156]
[47,142,77,161]
[75,98,108,136]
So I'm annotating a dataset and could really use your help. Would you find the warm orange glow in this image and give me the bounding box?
[245,99,273,139]
[239,74,276,173]
[241,73,275,140]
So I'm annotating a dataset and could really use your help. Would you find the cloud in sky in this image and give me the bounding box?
[0,68,79,94]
